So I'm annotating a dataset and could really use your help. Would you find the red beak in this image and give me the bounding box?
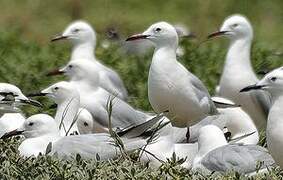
[51,35,68,42]
[46,69,64,76]
[126,34,150,41]
[207,31,230,39]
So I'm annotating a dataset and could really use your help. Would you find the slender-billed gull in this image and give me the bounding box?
[30,81,102,135]
[46,61,150,130]
[240,67,283,169]
[126,22,218,130]
[50,20,128,100]
[207,14,271,131]
[192,125,274,175]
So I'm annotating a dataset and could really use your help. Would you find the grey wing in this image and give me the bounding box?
[189,73,218,115]
[51,134,147,160]
[100,63,128,100]
[51,134,118,160]
[110,98,148,129]
[88,98,149,131]
[202,145,274,174]
[250,90,271,118]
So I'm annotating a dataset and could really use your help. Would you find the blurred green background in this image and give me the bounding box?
[0,0,282,46]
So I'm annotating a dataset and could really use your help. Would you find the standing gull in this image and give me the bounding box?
[207,14,271,131]
[126,21,218,129]
[51,20,128,100]
[240,67,283,169]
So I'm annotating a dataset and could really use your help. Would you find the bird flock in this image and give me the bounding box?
[0,14,282,176]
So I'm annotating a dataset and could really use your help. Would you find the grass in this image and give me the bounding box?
[0,0,282,179]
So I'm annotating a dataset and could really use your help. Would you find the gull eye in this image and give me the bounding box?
[54,87,59,90]
[155,27,162,32]
[68,65,73,69]
[232,23,238,28]
[73,28,80,33]
[83,122,88,126]
[28,122,34,126]
[270,77,277,82]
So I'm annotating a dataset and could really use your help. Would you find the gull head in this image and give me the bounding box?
[59,60,99,82]
[126,21,178,48]
[52,20,96,45]
[41,81,79,104]
[0,83,42,108]
[2,114,58,139]
[240,67,283,97]
[208,14,253,41]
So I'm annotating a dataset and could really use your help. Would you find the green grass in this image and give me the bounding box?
[0,0,282,179]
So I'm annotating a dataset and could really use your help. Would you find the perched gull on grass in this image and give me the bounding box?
[1,113,166,160]
[50,20,128,100]
[192,125,274,175]
[126,22,218,134]
[29,81,106,135]
[46,60,150,131]
[240,67,283,169]
[207,14,271,132]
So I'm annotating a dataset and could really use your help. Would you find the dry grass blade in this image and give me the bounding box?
[58,97,75,135]
[65,108,83,136]
[138,118,170,162]
[106,95,129,159]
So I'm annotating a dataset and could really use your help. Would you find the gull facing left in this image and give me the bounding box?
[126,22,218,129]
[51,20,128,100]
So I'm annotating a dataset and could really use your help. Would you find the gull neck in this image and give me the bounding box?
[225,38,253,70]
[71,42,96,61]
[55,95,80,136]
[153,45,177,63]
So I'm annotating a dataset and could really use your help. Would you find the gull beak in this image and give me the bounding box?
[19,99,43,108]
[46,68,65,76]
[240,84,266,92]
[207,31,231,39]
[126,34,150,41]
[1,129,24,139]
[51,35,68,42]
